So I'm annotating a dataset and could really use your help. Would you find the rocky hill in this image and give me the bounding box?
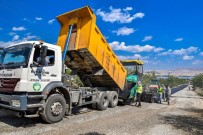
[146,68,203,77]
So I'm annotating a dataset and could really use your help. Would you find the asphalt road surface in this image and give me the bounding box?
[0,86,203,135]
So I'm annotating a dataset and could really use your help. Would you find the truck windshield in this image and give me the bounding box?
[126,65,143,75]
[0,44,32,68]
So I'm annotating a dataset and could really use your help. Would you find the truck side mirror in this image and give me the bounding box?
[39,46,47,66]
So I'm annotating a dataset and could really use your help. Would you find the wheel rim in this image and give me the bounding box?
[113,95,118,104]
[103,96,108,106]
[151,97,153,102]
[51,102,63,116]
[113,95,117,101]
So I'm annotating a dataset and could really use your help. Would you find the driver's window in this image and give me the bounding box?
[33,47,55,66]
[138,65,143,74]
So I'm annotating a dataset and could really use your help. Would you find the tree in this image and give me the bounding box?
[159,75,188,87]
[192,73,203,89]
[142,71,157,87]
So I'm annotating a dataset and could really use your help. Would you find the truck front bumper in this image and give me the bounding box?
[0,94,28,111]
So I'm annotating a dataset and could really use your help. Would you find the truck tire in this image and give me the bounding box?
[122,95,130,106]
[108,91,118,108]
[41,94,66,123]
[149,95,154,103]
[97,92,109,110]
[91,103,97,109]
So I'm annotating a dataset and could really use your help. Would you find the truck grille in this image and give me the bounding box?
[0,78,20,92]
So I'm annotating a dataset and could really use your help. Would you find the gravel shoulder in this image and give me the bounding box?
[0,86,202,135]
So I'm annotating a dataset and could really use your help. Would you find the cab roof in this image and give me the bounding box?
[121,60,144,66]
[4,41,60,50]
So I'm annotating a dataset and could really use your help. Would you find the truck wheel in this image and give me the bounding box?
[108,91,118,108]
[122,99,127,105]
[97,92,109,110]
[91,103,97,109]
[41,94,66,123]
[149,95,154,103]
[122,95,130,106]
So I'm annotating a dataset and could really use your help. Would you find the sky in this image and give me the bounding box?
[0,0,203,70]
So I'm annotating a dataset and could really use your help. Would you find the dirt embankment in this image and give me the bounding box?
[194,87,203,96]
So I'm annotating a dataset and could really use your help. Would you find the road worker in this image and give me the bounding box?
[165,85,171,105]
[157,85,163,104]
[135,81,143,107]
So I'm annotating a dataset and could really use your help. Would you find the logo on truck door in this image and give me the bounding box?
[33,82,41,91]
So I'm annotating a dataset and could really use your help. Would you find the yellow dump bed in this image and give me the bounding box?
[57,6,127,90]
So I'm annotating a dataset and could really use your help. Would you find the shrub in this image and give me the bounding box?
[192,73,203,89]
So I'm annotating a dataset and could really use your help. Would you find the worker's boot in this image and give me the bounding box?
[137,103,141,107]
[135,101,137,106]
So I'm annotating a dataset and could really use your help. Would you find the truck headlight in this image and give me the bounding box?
[11,100,20,107]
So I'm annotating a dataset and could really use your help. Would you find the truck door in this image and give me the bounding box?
[27,46,59,92]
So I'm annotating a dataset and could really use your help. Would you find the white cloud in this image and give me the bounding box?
[154,47,164,52]
[187,46,198,53]
[25,32,31,36]
[158,46,198,56]
[23,18,29,21]
[123,7,133,11]
[23,35,38,41]
[142,36,153,42]
[12,26,26,31]
[8,32,16,36]
[173,49,188,55]
[12,35,20,41]
[109,41,163,53]
[174,38,183,42]
[118,54,142,60]
[96,6,145,23]
[158,49,173,56]
[192,60,203,65]
[0,27,3,30]
[0,41,19,47]
[183,55,194,60]
[133,12,145,19]
[0,40,26,47]
[112,27,135,36]
[199,52,203,56]
[35,17,43,20]
[48,19,55,24]
[20,32,38,40]
[0,34,39,47]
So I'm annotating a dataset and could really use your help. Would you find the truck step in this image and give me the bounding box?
[82,94,97,98]
[27,104,43,108]
[28,95,44,99]
[82,101,96,106]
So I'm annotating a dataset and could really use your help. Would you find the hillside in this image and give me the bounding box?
[146,68,203,77]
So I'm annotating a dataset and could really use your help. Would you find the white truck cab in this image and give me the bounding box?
[0,41,68,121]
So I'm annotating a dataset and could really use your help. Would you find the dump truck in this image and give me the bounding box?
[0,6,143,123]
